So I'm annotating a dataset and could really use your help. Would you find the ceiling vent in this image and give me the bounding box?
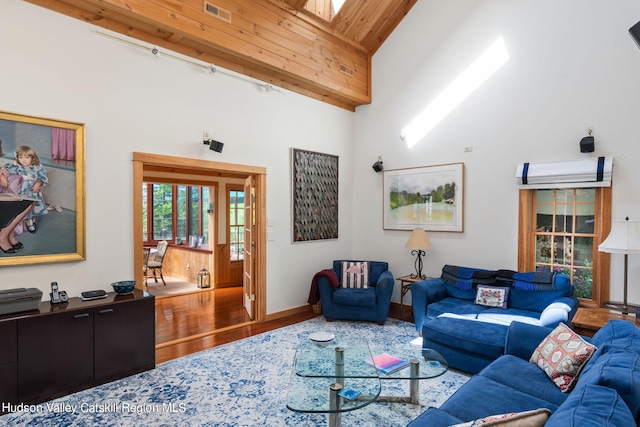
[204,2,232,24]
[339,63,354,77]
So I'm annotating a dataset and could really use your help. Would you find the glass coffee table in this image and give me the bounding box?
[286,333,448,427]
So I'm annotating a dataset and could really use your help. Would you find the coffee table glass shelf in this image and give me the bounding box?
[286,333,448,427]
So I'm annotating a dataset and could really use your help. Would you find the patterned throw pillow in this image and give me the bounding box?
[529,323,597,392]
[474,285,509,309]
[449,408,551,426]
[341,261,369,288]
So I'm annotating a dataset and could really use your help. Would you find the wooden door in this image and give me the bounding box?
[243,176,256,319]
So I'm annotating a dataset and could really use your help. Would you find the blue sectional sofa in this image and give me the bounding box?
[408,320,640,427]
[412,265,579,373]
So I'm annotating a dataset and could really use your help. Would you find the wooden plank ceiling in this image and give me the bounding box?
[25,0,416,111]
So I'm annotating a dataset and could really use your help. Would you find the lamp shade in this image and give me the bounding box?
[598,219,640,254]
[405,228,432,250]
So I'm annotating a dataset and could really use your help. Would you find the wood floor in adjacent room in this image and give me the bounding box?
[154,279,412,364]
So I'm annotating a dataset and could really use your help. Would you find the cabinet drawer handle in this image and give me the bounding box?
[73,313,90,319]
[98,309,114,315]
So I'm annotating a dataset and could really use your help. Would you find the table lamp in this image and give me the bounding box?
[598,217,640,314]
[405,228,432,279]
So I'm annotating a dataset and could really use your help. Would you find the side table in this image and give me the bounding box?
[572,307,636,337]
[396,275,431,320]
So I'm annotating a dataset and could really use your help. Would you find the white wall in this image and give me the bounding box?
[354,0,640,306]
[3,0,640,313]
[0,1,354,314]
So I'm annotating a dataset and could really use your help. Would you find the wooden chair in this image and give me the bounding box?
[142,247,151,287]
[147,240,168,285]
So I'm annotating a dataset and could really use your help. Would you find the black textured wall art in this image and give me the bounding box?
[292,149,339,242]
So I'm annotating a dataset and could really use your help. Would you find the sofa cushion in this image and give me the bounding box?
[479,355,568,407]
[545,384,636,427]
[427,298,487,318]
[424,316,507,359]
[508,287,573,313]
[530,323,597,392]
[407,407,463,427]
[332,287,376,306]
[574,347,640,420]
[499,273,573,312]
[439,374,560,421]
[475,285,509,309]
[478,308,542,326]
[449,408,551,427]
[590,319,640,351]
[340,261,369,288]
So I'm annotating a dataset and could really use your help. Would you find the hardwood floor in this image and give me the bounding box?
[154,286,412,364]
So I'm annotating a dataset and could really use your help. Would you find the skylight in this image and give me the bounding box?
[402,37,509,148]
[305,0,347,22]
[332,0,347,15]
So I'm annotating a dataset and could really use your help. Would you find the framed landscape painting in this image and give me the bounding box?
[383,163,464,232]
[0,111,85,266]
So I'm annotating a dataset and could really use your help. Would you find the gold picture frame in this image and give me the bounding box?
[383,163,464,232]
[0,111,85,266]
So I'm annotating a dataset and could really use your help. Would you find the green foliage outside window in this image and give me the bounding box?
[533,188,595,300]
[143,183,209,246]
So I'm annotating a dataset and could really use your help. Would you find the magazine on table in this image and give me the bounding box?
[365,352,410,375]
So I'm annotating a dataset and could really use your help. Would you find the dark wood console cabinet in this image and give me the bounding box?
[0,290,154,409]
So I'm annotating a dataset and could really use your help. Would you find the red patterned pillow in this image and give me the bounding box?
[530,323,597,392]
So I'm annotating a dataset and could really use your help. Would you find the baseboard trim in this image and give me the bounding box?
[264,304,315,322]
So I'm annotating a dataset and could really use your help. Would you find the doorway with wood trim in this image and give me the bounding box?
[132,153,266,337]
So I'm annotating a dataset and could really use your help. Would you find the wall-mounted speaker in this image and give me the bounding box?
[630,20,640,48]
[580,136,595,153]
[204,139,224,153]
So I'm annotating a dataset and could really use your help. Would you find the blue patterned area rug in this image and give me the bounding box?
[2,317,469,426]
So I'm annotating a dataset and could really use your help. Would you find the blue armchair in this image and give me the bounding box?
[316,260,394,324]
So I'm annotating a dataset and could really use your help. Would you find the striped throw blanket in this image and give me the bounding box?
[441,265,497,290]
[496,270,555,291]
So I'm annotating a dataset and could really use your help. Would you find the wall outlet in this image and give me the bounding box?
[186,263,190,271]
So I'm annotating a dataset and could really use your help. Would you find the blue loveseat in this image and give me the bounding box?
[408,320,640,426]
[412,265,579,373]
[316,260,394,324]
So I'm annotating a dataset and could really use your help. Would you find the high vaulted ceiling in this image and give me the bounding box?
[25,0,417,111]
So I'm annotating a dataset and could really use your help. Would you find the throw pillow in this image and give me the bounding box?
[529,323,597,392]
[341,261,369,288]
[474,285,509,309]
[538,302,572,326]
[449,408,551,426]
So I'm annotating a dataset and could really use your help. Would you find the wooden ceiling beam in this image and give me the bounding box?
[24,0,416,109]
[26,0,370,109]
[282,0,308,10]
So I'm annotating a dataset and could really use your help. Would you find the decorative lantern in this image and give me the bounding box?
[197,267,211,288]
